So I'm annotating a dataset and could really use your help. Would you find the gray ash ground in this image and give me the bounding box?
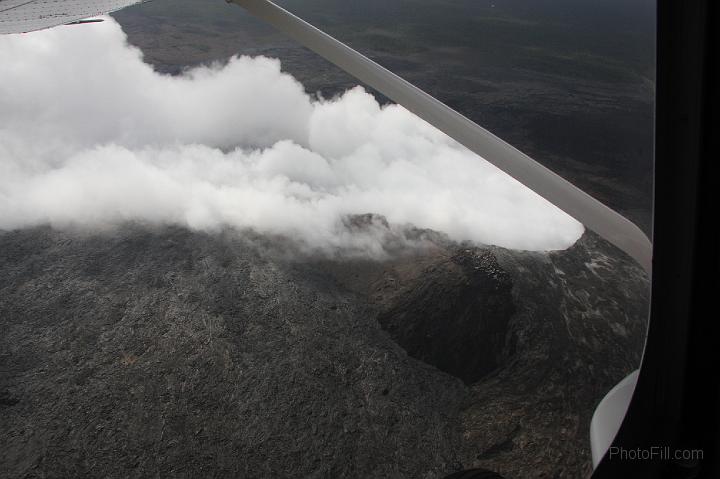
[0,224,649,478]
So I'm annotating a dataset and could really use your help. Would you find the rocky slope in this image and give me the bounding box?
[0,223,648,478]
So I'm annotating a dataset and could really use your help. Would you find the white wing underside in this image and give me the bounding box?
[0,0,141,34]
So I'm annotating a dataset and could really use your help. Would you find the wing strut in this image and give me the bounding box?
[228,0,652,273]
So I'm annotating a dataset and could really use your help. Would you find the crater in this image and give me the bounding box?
[375,248,516,384]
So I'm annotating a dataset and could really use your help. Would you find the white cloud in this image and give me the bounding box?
[0,18,583,256]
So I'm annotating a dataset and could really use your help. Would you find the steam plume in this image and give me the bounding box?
[0,18,583,255]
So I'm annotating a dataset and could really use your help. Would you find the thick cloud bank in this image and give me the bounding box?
[0,18,583,255]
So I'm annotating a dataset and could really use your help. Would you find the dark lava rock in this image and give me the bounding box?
[457,233,650,478]
[0,226,465,479]
[295,228,650,479]
[0,225,649,478]
[377,249,515,384]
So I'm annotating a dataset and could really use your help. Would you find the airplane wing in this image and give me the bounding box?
[0,0,142,34]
